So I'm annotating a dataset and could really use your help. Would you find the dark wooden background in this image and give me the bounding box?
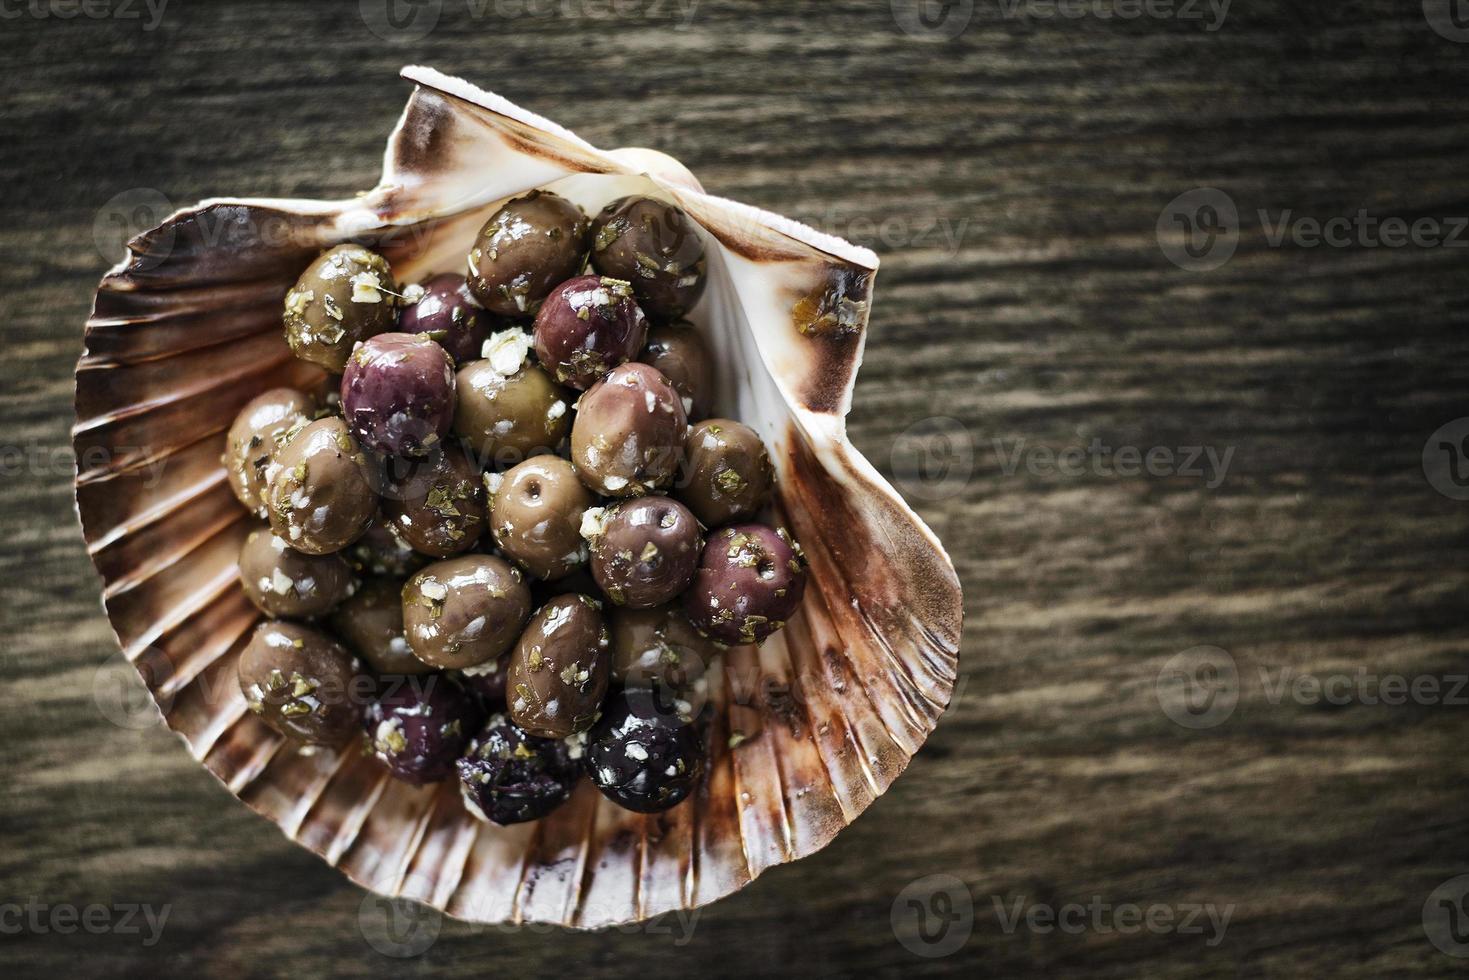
[5,1,1469,976]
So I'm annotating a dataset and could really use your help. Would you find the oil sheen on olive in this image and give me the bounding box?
[683,524,807,646]
[398,272,494,365]
[507,594,611,739]
[589,195,707,321]
[238,527,355,619]
[340,332,456,458]
[586,496,702,608]
[640,321,713,421]
[454,344,572,468]
[570,362,687,497]
[584,689,704,813]
[608,603,715,692]
[330,577,430,676]
[225,388,315,517]
[532,275,649,390]
[675,419,773,527]
[489,456,594,581]
[238,620,368,746]
[266,417,380,555]
[363,674,480,785]
[466,191,589,317]
[382,443,487,558]
[283,244,398,372]
[402,556,532,670]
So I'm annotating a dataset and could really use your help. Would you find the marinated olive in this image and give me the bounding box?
[683,524,807,645]
[402,556,531,670]
[589,196,707,321]
[454,331,572,468]
[398,273,493,365]
[507,594,611,739]
[340,332,456,458]
[266,417,379,555]
[239,526,355,619]
[382,443,486,558]
[284,244,398,372]
[466,190,589,316]
[532,275,648,390]
[585,690,704,813]
[363,673,480,785]
[456,713,580,825]
[570,362,687,497]
[224,388,315,517]
[608,603,715,692]
[584,496,702,608]
[238,620,369,746]
[330,577,430,676]
[489,457,594,581]
[641,321,713,421]
[676,419,773,527]
[343,515,427,579]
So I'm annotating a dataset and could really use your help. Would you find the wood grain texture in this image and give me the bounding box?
[3,1,1468,976]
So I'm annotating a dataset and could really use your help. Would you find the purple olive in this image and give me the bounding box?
[399,273,495,365]
[341,332,456,458]
[585,689,703,813]
[532,275,648,390]
[586,496,702,608]
[363,673,481,785]
[458,654,510,706]
[456,713,581,825]
[683,524,807,645]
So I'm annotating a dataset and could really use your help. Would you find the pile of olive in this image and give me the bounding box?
[227,189,807,825]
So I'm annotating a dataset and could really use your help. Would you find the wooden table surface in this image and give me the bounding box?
[5,1,1469,976]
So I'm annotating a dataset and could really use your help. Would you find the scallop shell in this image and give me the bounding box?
[72,66,962,928]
